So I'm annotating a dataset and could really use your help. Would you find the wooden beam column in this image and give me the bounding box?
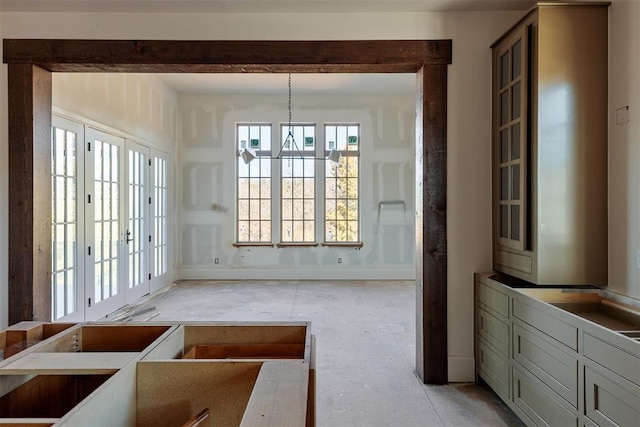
[415,64,448,384]
[8,64,52,324]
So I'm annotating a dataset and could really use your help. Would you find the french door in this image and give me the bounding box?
[53,118,154,321]
[124,141,151,303]
[85,128,126,320]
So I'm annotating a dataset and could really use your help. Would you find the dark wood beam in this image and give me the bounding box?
[3,39,452,73]
[3,38,451,385]
[415,65,448,384]
[8,64,52,324]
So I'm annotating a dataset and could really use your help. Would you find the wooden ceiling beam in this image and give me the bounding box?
[3,39,452,72]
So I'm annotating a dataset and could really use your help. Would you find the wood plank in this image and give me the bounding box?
[7,64,52,325]
[137,361,263,427]
[182,344,305,360]
[0,352,139,374]
[56,363,137,427]
[80,325,171,352]
[0,418,58,426]
[3,39,453,73]
[240,361,309,427]
[415,64,448,384]
[306,335,316,427]
[0,374,110,418]
[183,325,307,348]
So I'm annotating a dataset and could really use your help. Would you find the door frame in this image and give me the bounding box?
[4,39,451,384]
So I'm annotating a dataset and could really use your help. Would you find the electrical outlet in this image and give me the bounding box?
[636,250,640,271]
[214,258,219,265]
[338,257,342,264]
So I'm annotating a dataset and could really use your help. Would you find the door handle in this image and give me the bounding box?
[126,230,134,244]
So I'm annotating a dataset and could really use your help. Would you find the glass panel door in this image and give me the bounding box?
[85,128,125,320]
[51,116,85,322]
[125,141,151,303]
[150,149,170,292]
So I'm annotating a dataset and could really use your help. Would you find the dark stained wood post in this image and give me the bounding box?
[416,65,448,384]
[8,64,52,324]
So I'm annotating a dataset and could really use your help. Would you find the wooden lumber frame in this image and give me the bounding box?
[3,38,451,384]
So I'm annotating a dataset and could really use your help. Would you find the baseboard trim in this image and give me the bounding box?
[175,268,416,281]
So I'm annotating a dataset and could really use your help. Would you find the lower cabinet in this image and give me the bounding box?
[475,273,640,427]
[512,365,578,427]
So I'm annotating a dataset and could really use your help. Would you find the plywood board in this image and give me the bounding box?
[240,361,309,427]
[0,353,139,374]
[57,363,137,427]
[81,325,171,352]
[183,324,307,348]
[182,344,305,360]
[137,361,262,427]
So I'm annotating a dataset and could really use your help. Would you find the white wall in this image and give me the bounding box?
[0,9,521,381]
[53,73,179,153]
[609,0,640,300]
[178,92,415,280]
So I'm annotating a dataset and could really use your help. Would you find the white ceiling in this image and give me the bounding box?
[2,0,533,95]
[0,0,534,13]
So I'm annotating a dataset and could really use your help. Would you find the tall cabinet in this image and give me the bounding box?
[491,2,609,285]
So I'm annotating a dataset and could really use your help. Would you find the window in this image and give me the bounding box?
[236,124,272,243]
[235,122,360,245]
[281,124,316,243]
[325,124,360,243]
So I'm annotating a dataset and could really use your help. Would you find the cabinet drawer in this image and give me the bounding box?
[585,367,640,427]
[477,338,510,401]
[477,280,509,318]
[513,324,578,408]
[512,299,578,351]
[583,333,640,386]
[512,366,578,427]
[477,308,509,356]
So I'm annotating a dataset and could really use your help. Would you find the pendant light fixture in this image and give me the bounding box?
[243,74,341,164]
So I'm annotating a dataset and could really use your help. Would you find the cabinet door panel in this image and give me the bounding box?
[476,280,509,318]
[513,324,578,408]
[512,299,577,351]
[585,367,640,427]
[512,366,578,427]
[583,333,640,386]
[477,308,509,356]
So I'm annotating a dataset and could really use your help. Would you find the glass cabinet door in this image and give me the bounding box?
[496,29,527,251]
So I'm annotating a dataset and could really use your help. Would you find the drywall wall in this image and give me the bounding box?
[53,73,179,153]
[178,91,415,279]
[0,9,521,381]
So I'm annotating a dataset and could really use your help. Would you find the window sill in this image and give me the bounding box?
[233,242,275,248]
[276,242,319,248]
[321,242,363,249]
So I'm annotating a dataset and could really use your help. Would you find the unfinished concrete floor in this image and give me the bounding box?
[110,280,523,427]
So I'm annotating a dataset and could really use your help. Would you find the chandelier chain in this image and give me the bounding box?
[288,73,292,132]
